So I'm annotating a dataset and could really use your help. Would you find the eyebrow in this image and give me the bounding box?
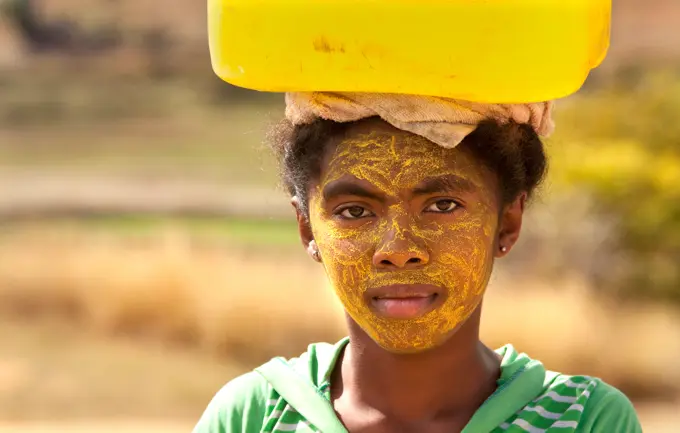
[322,179,386,203]
[411,175,477,196]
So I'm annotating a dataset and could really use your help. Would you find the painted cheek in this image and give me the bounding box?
[309,201,376,294]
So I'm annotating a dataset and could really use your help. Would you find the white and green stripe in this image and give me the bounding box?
[260,374,600,432]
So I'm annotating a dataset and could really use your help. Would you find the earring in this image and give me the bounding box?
[312,250,321,261]
[500,246,508,253]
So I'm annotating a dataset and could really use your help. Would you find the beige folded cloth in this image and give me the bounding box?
[285,92,554,148]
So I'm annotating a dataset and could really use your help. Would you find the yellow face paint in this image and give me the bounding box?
[309,127,499,353]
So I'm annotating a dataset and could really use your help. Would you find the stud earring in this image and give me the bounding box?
[500,246,508,253]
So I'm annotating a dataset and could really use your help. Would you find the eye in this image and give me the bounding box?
[425,199,459,213]
[338,205,373,219]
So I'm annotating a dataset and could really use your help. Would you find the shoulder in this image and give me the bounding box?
[546,373,642,432]
[192,371,271,433]
[579,378,642,432]
[191,339,346,433]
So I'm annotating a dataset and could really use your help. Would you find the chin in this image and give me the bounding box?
[365,315,472,355]
[371,333,450,355]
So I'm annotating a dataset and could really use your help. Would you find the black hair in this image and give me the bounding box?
[270,117,547,216]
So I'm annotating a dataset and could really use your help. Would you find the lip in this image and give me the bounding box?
[365,284,445,319]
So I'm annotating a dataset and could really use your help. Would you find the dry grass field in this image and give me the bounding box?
[1,223,678,430]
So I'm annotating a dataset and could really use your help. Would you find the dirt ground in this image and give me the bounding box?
[0,420,194,433]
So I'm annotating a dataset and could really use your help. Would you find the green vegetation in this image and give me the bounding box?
[2,216,301,248]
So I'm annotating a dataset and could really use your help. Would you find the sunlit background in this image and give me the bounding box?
[1,0,679,431]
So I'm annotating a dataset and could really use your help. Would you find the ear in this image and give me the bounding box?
[292,196,322,262]
[495,192,526,258]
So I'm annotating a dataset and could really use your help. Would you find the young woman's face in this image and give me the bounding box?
[306,121,502,353]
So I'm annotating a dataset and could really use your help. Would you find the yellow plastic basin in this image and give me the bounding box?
[208,0,611,103]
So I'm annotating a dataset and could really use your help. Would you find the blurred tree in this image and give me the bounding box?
[1,0,76,52]
[0,0,121,53]
[551,70,680,303]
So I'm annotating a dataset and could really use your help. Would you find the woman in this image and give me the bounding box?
[193,93,642,432]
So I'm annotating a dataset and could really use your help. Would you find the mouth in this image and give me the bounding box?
[365,284,445,319]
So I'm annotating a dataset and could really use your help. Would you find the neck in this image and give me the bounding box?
[336,307,500,423]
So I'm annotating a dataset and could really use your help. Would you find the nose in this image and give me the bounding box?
[373,225,429,270]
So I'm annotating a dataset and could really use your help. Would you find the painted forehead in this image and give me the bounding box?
[320,129,487,192]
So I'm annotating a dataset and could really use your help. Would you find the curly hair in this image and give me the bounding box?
[269,117,547,216]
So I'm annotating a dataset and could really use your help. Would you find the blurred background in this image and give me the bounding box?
[0,0,679,431]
